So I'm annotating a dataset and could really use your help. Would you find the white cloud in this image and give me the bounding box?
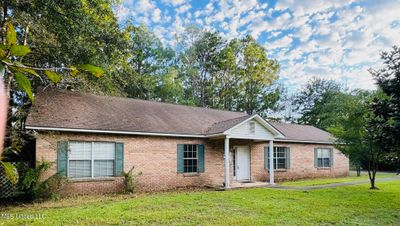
[137,0,156,12]
[115,0,400,92]
[162,0,187,6]
[267,35,293,50]
[176,4,191,14]
[153,8,162,22]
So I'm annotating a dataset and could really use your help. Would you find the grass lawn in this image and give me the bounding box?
[280,171,397,187]
[0,180,399,225]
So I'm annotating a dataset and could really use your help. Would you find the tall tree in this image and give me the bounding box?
[239,36,280,115]
[293,77,342,129]
[369,46,400,153]
[193,31,225,107]
[176,26,202,106]
[329,91,391,189]
[212,38,242,110]
[125,24,175,100]
[0,21,103,183]
[328,91,371,176]
[177,30,281,114]
[7,0,127,94]
[155,68,183,103]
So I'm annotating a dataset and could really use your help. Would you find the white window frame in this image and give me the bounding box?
[272,147,288,170]
[316,148,332,168]
[67,141,116,178]
[267,146,289,171]
[183,144,198,173]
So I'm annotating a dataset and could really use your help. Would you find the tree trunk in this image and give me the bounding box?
[367,153,378,190]
[356,166,361,176]
[200,70,206,107]
[1,0,8,44]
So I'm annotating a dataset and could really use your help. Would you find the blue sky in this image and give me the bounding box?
[115,0,400,92]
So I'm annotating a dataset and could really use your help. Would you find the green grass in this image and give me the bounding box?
[1,180,399,225]
[280,172,397,187]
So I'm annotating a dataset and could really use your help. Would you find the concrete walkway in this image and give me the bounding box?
[269,175,400,191]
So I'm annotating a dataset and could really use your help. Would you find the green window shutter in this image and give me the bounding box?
[197,144,205,173]
[57,141,68,177]
[286,147,291,169]
[314,148,318,168]
[329,148,334,167]
[177,144,184,173]
[115,142,124,176]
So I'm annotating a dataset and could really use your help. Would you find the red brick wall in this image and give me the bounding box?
[35,132,349,195]
[250,142,349,182]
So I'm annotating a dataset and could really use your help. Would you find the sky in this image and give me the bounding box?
[115,0,400,92]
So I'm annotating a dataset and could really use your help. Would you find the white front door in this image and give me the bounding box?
[236,146,250,181]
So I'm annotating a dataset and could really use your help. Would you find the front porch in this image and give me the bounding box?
[206,115,285,189]
[220,137,276,189]
[230,180,271,189]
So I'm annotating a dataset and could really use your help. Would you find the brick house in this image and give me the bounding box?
[26,89,349,195]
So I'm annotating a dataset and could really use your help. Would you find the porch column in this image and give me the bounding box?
[269,140,275,185]
[224,136,230,188]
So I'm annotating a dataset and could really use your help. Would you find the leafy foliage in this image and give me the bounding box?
[292,77,342,129]
[122,166,142,193]
[369,46,400,153]
[329,46,400,189]
[20,161,67,200]
[0,16,103,184]
[1,21,104,102]
[0,158,18,184]
[177,30,281,114]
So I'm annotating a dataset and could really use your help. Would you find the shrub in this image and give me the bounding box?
[19,161,67,200]
[122,166,142,193]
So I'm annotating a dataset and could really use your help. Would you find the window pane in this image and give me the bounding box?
[277,159,286,169]
[94,160,114,177]
[183,144,198,173]
[317,149,322,158]
[93,142,115,160]
[322,149,330,158]
[69,142,91,160]
[69,160,91,178]
[323,158,330,167]
[317,158,323,167]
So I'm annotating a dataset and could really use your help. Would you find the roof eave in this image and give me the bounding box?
[274,138,333,144]
[25,126,207,138]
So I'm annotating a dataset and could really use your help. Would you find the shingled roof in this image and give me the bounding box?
[26,89,333,143]
[26,89,249,135]
[270,121,333,143]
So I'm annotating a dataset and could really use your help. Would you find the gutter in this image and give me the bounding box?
[274,139,333,145]
[25,126,206,138]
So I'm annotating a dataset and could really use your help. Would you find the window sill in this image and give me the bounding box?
[68,177,121,183]
[182,173,201,177]
[267,169,288,172]
[317,167,332,170]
